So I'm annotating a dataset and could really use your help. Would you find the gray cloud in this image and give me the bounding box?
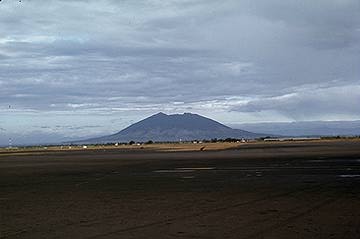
[0,0,359,140]
[232,85,360,120]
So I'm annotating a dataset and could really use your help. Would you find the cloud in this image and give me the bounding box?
[232,85,360,120]
[0,0,359,142]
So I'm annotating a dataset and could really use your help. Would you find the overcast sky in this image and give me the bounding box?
[0,0,359,142]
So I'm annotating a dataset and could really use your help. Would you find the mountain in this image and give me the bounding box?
[231,120,360,137]
[76,112,265,143]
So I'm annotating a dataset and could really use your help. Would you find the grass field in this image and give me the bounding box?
[1,138,359,155]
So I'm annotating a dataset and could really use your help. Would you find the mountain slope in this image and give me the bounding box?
[78,112,265,143]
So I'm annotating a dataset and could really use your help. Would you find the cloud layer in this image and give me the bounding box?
[0,0,359,140]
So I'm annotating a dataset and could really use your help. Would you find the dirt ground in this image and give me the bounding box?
[1,140,360,238]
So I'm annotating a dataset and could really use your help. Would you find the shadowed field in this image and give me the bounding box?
[1,140,360,238]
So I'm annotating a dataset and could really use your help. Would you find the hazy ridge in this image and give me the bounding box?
[232,120,360,137]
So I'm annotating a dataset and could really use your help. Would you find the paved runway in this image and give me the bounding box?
[1,140,360,238]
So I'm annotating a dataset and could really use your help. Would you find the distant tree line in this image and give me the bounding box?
[64,135,360,148]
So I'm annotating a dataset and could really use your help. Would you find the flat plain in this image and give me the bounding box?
[1,140,360,238]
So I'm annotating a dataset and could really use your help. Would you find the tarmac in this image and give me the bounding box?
[1,140,360,238]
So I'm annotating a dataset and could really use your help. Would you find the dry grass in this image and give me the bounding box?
[0,142,242,156]
[1,138,359,156]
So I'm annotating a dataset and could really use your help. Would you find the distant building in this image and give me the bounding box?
[264,137,320,142]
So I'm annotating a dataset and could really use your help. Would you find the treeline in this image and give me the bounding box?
[71,135,360,147]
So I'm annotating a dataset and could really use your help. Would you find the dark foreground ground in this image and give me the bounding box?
[1,140,360,239]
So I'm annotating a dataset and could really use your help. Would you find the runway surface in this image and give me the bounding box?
[1,140,360,238]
